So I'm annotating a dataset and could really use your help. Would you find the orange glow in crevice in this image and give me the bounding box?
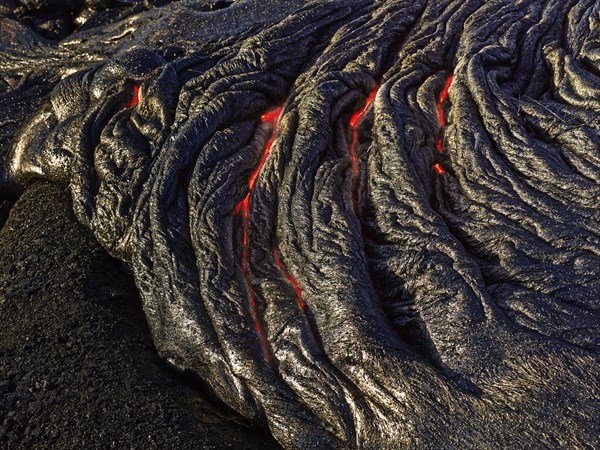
[348,83,379,209]
[234,104,284,363]
[274,249,305,310]
[437,75,453,126]
[127,84,140,108]
[435,75,453,153]
[349,84,379,177]
[434,74,453,175]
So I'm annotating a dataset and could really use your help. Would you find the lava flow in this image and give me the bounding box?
[234,104,283,362]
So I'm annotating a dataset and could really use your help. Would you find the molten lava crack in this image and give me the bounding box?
[435,74,453,172]
[349,84,379,177]
[127,84,140,108]
[234,105,284,363]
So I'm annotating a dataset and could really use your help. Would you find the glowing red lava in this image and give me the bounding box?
[347,83,379,210]
[127,84,140,108]
[437,75,453,126]
[349,84,379,176]
[434,75,453,174]
[436,75,453,153]
[234,104,283,361]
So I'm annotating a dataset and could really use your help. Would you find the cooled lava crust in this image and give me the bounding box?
[1,0,599,448]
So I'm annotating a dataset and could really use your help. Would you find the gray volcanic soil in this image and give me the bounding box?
[0,182,280,449]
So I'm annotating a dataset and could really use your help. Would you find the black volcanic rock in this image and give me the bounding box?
[0,182,280,449]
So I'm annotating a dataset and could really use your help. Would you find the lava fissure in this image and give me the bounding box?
[234,104,284,364]
[348,83,379,208]
[274,248,305,311]
[274,248,325,350]
[435,74,453,172]
[433,162,446,174]
[127,84,140,108]
[437,74,453,128]
[349,84,379,176]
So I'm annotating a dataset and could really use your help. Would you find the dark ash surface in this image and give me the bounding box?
[0,182,280,449]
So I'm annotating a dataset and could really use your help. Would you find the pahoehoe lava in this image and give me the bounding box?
[1,0,599,448]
